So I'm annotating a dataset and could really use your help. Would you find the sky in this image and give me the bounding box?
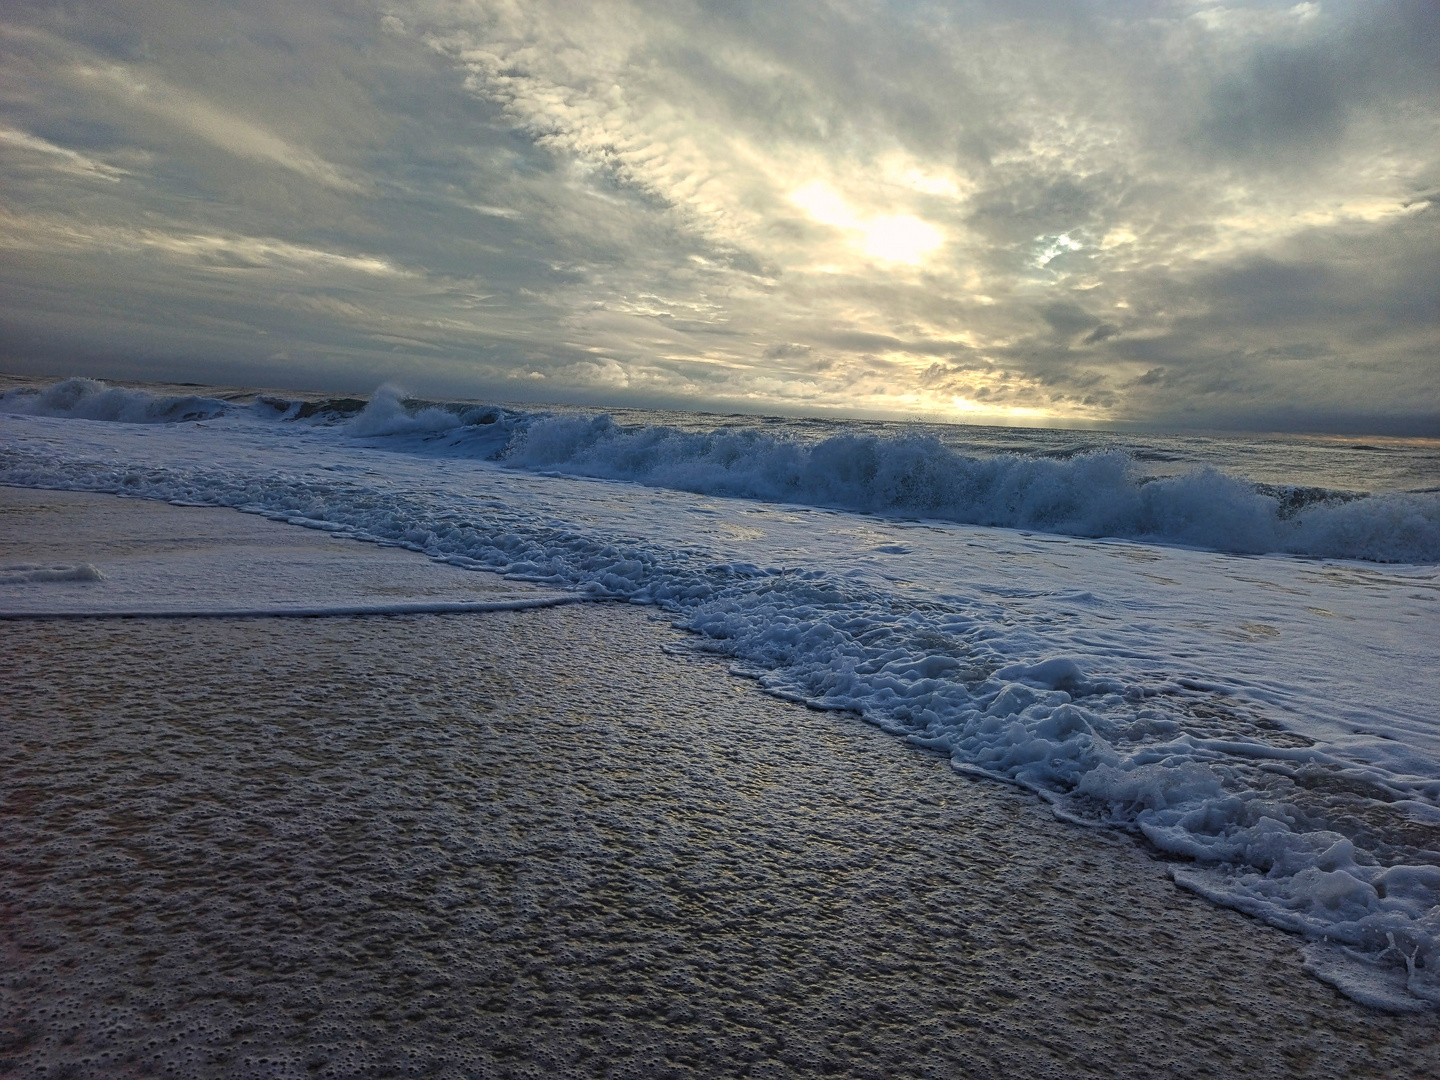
[0,0,1437,431]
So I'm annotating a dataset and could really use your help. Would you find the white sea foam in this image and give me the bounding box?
[3,381,1439,1009]
[335,398,1440,564]
[7,379,1438,562]
[501,414,1440,563]
[0,377,230,423]
[0,562,105,584]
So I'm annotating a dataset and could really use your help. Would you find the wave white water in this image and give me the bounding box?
[3,379,1439,1010]
[0,377,229,424]
[500,413,1440,564]
[330,388,1440,564]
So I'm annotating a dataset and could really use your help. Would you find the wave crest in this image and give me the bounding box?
[507,414,1440,563]
[0,378,229,424]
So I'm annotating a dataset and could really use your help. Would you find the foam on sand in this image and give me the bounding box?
[0,561,104,584]
[5,606,1439,1076]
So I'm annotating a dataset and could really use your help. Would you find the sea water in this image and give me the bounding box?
[2,376,1439,1010]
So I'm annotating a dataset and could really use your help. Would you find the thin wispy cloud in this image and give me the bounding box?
[0,0,1435,431]
[71,60,363,192]
[0,126,128,179]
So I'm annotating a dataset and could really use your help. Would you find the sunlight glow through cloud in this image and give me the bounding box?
[861,216,944,265]
[789,182,944,266]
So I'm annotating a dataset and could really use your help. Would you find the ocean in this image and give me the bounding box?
[2,374,1439,1014]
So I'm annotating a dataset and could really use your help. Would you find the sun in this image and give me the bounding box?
[862,215,943,265]
[790,182,944,267]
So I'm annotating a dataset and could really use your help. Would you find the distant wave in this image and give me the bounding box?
[520,415,1440,563]
[0,378,230,423]
[335,394,1440,564]
[339,383,527,460]
[344,383,510,436]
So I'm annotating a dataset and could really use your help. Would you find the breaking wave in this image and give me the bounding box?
[333,395,1440,564]
[0,378,230,424]
[503,414,1440,563]
[5,380,1437,563]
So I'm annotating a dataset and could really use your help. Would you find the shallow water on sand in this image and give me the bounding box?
[0,487,570,617]
[3,605,1437,1079]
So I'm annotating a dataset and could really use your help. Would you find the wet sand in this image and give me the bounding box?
[0,487,567,617]
[1,490,1437,1078]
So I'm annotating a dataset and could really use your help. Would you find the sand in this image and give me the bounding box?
[1,488,1436,1078]
[0,487,568,617]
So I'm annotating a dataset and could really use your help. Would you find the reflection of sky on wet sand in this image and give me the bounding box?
[6,603,1438,1074]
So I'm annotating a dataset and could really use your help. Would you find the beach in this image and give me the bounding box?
[2,489,1437,1078]
[4,0,1440,1068]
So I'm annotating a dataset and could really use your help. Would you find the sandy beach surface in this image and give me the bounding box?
[0,487,571,618]
[1,488,1437,1078]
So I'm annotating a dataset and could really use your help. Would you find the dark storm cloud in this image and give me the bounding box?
[1192,1,1440,170]
[0,0,1435,428]
[1057,205,1440,431]
[1203,43,1349,157]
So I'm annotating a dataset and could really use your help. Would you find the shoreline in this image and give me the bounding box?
[2,489,1437,1077]
[0,486,572,619]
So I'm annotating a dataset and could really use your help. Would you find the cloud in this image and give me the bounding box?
[0,126,128,179]
[0,0,1433,430]
[71,61,362,191]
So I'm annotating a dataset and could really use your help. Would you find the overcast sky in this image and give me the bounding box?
[1,0,1436,430]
